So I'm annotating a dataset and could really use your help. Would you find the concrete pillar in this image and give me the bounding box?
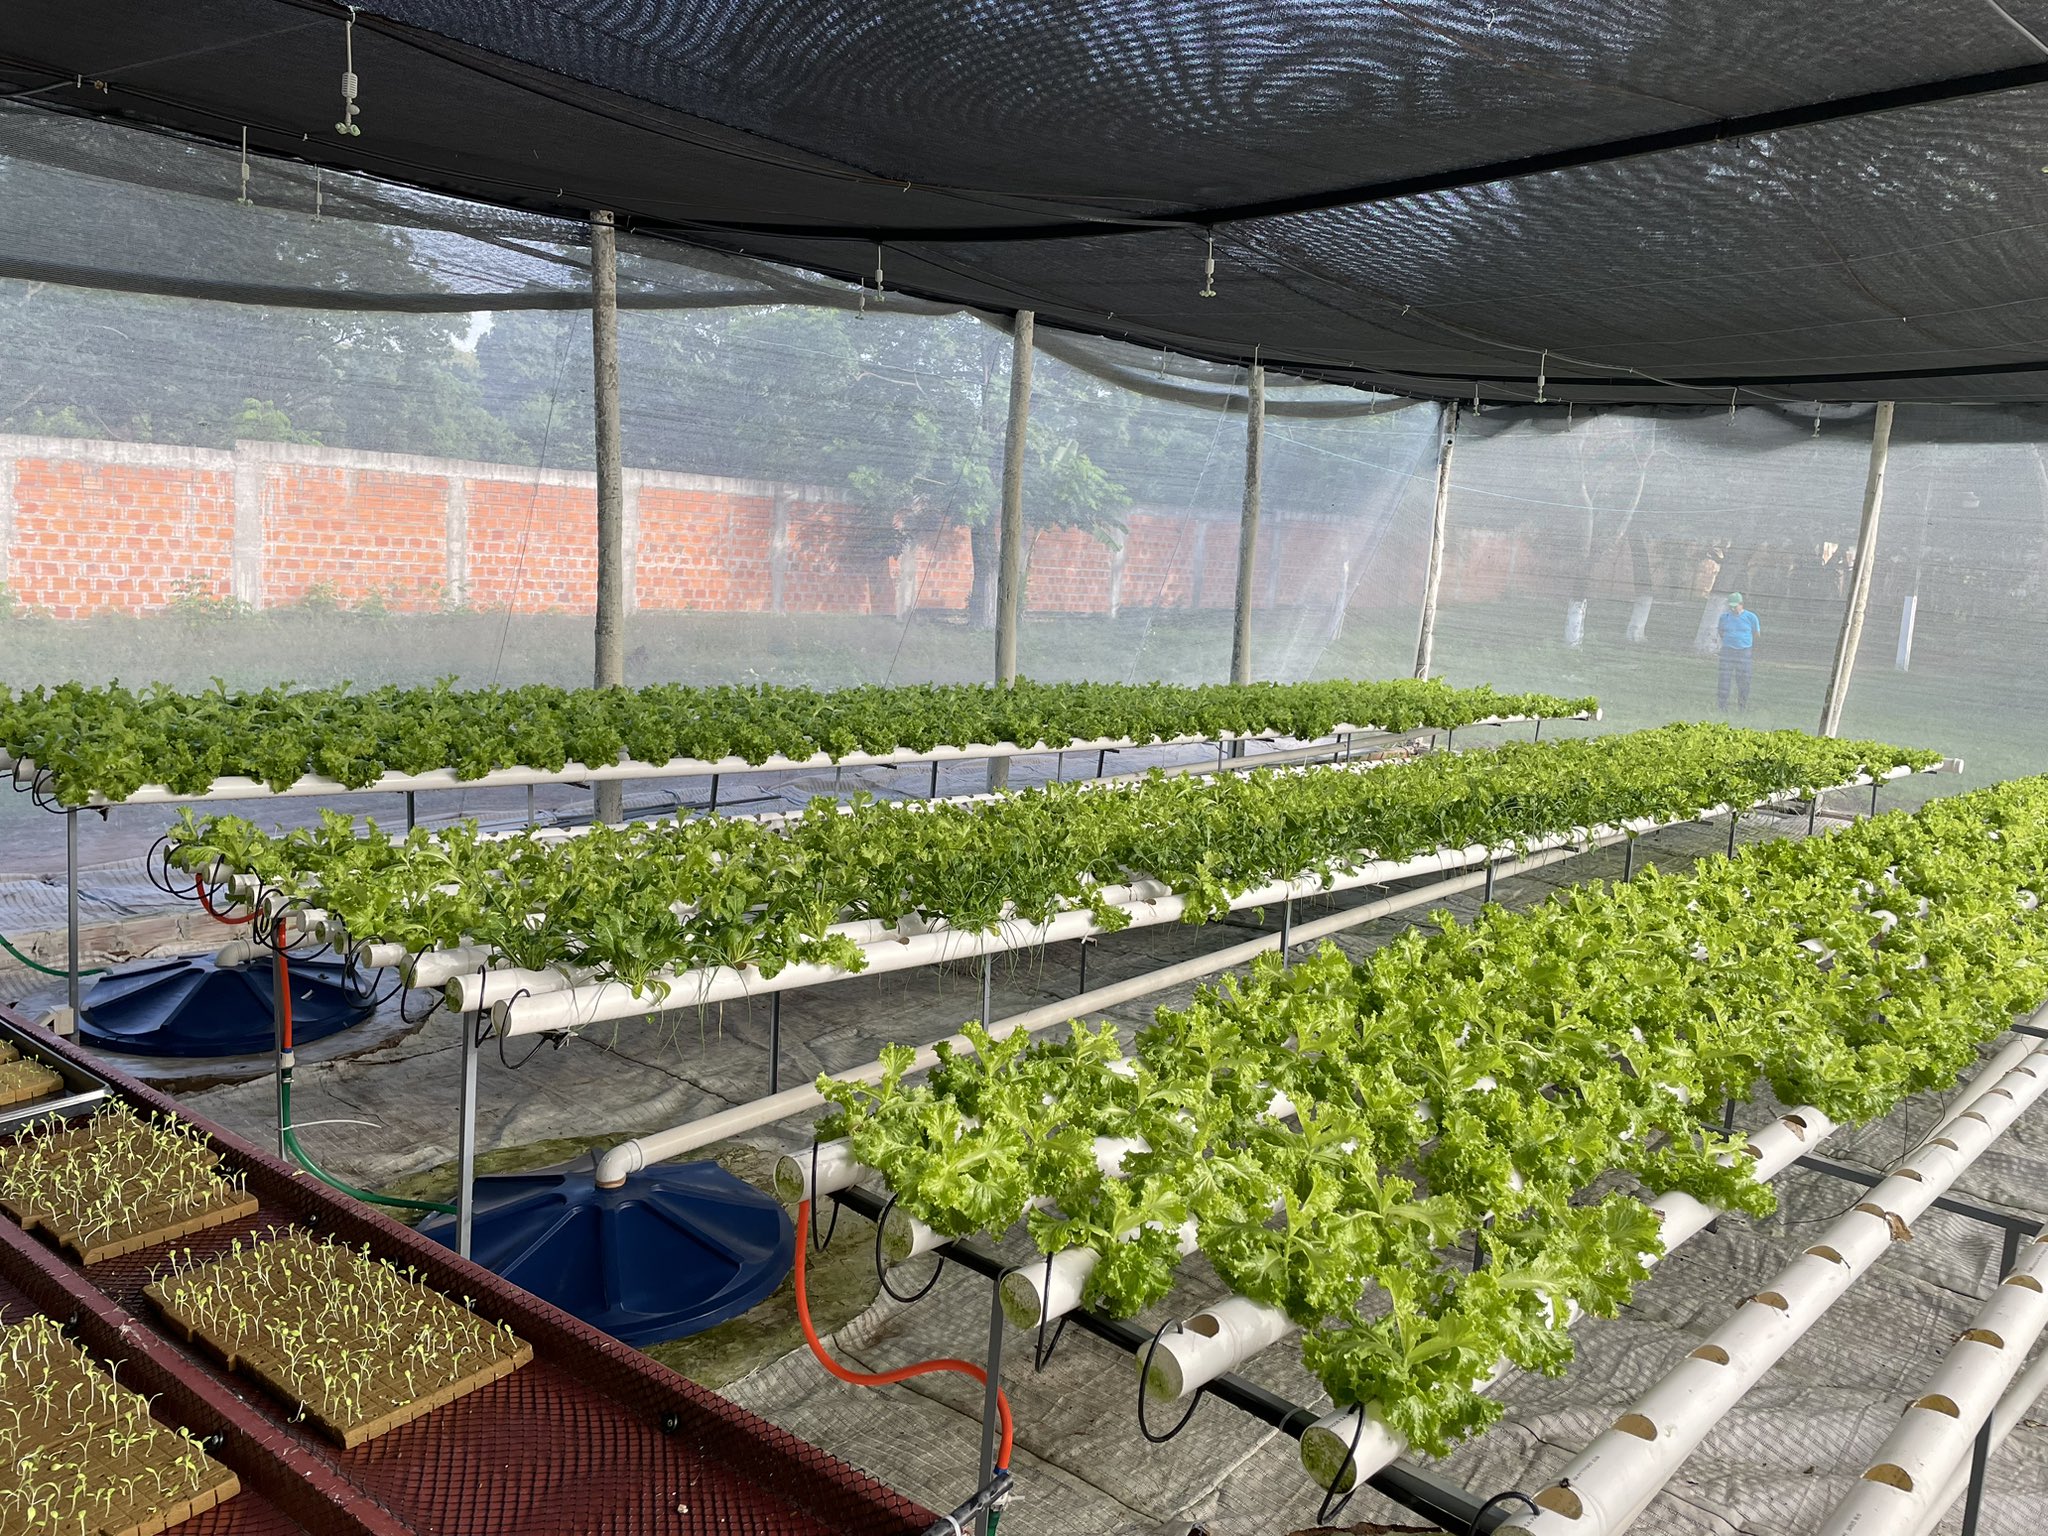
[1229,362,1265,686]
[769,489,790,615]
[230,444,266,609]
[591,210,626,822]
[1413,401,1461,679]
[622,472,642,615]
[989,310,1034,791]
[444,477,469,608]
[1818,401,1896,738]
[0,456,14,598]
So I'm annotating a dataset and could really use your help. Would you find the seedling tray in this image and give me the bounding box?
[146,1231,533,1449]
[0,1048,62,1109]
[0,1107,258,1264]
[1,1313,240,1536]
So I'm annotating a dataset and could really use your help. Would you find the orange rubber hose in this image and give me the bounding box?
[195,875,256,925]
[794,1198,1013,1470]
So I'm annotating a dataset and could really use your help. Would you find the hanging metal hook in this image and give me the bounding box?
[336,7,363,136]
[1199,232,1217,299]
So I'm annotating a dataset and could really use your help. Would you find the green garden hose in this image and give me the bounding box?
[279,1063,454,1216]
[0,928,106,978]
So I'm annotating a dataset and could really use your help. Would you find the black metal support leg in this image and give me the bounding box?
[1807,792,1821,835]
[1872,779,1882,817]
[1483,858,1495,903]
[708,774,719,816]
[405,791,416,833]
[1623,838,1635,882]
[1280,897,1293,964]
[65,808,81,1026]
[974,1273,1007,1536]
[768,992,782,1095]
[1960,1225,2027,1536]
[1077,937,1092,997]
[1727,811,1739,857]
[981,953,994,1027]
[1795,1156,2042,1238]
[930,760,941,798]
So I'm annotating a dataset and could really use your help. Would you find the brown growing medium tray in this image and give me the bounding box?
[0,1012,937,1536]
[149,1276,536,1450]
[3,1315,242,1536]
[0,1045,62,1109]
[0,1112,261,1264]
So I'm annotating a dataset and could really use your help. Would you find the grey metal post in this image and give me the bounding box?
[988,310,1035,792]
[974,1274,1008,1536]
[1229,361,1265,688]
[270,936,287,1158]
[1076,937,1092,997]
[1279,896,1293,963]
[768,992,782,1095]
[1623,837,1635,882]
[1483,858,1495,903]
[591,209,628,822]
[457,1011,481,1260]
[1818,401,1895,737]
[1413,400,1460,679]
[930,760,941,799]
[526,785,536,827]
[1807,792,1821,835]
[707,774,719,816]
[65,809,80,1024]
[1960,1225,2026,1536]
[980,952,994,1026]
[1727,811,1739,857]
[404,791,416,833]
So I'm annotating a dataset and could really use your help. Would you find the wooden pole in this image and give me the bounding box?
[1413,401,1461,679]
[989,310,1034,790]
[1818,401,1895,738]
[1229,361,1266,688]
[590,210,626,822]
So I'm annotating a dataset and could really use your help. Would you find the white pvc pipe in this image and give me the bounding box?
[879,1136,1147,1265]
[1915,1310,2048,1536]
[25,712,1596,807]
[496,843,1519,1038]
[1504,1032,2048,1536]
[581,760,1942,1190]
[593,848,1581,1189]
[495,794,1800,1039]
[1813,1225,2048,1536]
[1297,1101,1838,1493]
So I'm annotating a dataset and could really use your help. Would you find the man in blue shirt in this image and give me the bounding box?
[1716,592,1761,711]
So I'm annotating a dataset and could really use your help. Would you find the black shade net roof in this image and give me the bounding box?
[9,1,2048,404]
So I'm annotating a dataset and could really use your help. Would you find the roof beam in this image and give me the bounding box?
[690,59,2048,244]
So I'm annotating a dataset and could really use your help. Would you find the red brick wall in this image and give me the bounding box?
[6,454,234,619]
[1023,526,1114,613]
[638,487,775,612]
[264,466,449,609]
[0,436,1366,623]
[466,481,597,614]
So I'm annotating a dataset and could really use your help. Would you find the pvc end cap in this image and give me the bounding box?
[771,1156,807,1206]
[1297,1423,1359,1495]
[998,1270,1045,1330]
